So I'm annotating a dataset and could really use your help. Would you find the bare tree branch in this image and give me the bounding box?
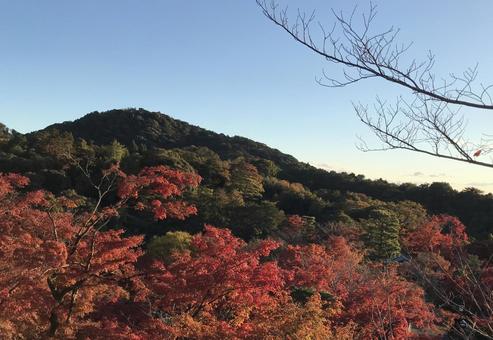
[257,0,493,168]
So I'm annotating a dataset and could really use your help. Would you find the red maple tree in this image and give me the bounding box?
[0,166,200,338]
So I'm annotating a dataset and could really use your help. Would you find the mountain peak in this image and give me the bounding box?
[41,108,299,167]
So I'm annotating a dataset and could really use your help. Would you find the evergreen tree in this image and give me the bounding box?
[229,158,264,199]
[99,139,128,163]
[362,208,401,260]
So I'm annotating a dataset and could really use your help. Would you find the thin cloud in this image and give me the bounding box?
[429,173,446,178]
[465,182,493,187]
[411,172,424,177]
[408,172,446,178]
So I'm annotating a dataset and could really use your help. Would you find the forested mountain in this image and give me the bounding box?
[46,110,493,239]
[1,109,492,338]
[2,108,493,239]
[46,109,299,167]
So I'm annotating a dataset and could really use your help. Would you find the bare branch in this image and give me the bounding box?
[257,0,493,168]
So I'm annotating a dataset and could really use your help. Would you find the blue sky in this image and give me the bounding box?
[1,1,492,191]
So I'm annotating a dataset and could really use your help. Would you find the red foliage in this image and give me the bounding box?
[278,237,437,338]
[0,173,29,201]
[117,166,201,220]
[279,238,361,299]
[146,225,283,312]
[402,215,493,337]
[341,265,437,339]
[286,214,304,229]
[80,226,286,339]
[403,215,468,256]
[0,168,442,338]
[0,166,200,338]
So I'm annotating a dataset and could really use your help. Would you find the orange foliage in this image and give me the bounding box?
[0,169,441,339]
[0,166,200,338]
[278,237,437,338]
[403,215,468,256]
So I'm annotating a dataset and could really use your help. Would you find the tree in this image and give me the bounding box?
[400,216,493,338]
[0,165,201,338]
[229,158,264,199]
[98,139,129,163]
[34,129,76,162]
[177,147,231,187]
[343,265,437,339]
[0,122,11,143]
[0,168,444,338]
[257,1,493,168]
[251,158,280,178]
[147,230,193,263]
[384,200,428,234]
[362,208,401,260]
[278,238,362,296]
[231,201,285,239]
[277,236,437,338]
[84,225,300,339]
[402,215,468,255]
[276,214,318,244]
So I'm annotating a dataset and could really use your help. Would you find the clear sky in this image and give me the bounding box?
[1,1,492,192]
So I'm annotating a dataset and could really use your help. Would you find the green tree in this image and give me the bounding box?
[229,158,264,199]
[264,177,328,219]
[177,146,230,187]
[190,187,244,227]
[232,201,285,240]
[386,200,428,234]
[98,139,128,163]
[362,208,401,260]
[0,122,10,143]
[147,231,193,263]
[35,129,76,160]
[143,148,195,173]
[252,158,280,177]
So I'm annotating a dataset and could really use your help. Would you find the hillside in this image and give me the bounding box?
[1,108,493,239]
[44,109,299,168]
[43,109,493,239]
[2,108,493,338]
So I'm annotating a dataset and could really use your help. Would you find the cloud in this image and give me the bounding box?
[314,163,336,171]
[429,173,446,178]
[465,182,493,187]
[408,172,446,178]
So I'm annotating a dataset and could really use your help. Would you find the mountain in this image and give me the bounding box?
[5,112,482,339]
[36,109,425,200]
[1,108,493,239]
[44,108,299,168]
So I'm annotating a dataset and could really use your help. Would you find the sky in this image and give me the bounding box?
[1,0,493,192]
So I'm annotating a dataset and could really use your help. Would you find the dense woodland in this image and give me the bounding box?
[0,109,492,339]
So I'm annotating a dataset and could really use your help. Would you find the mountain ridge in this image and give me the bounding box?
[40,108,300,169]
[2,108,493,238]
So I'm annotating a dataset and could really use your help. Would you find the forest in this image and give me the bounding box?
[0,109,492,339]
